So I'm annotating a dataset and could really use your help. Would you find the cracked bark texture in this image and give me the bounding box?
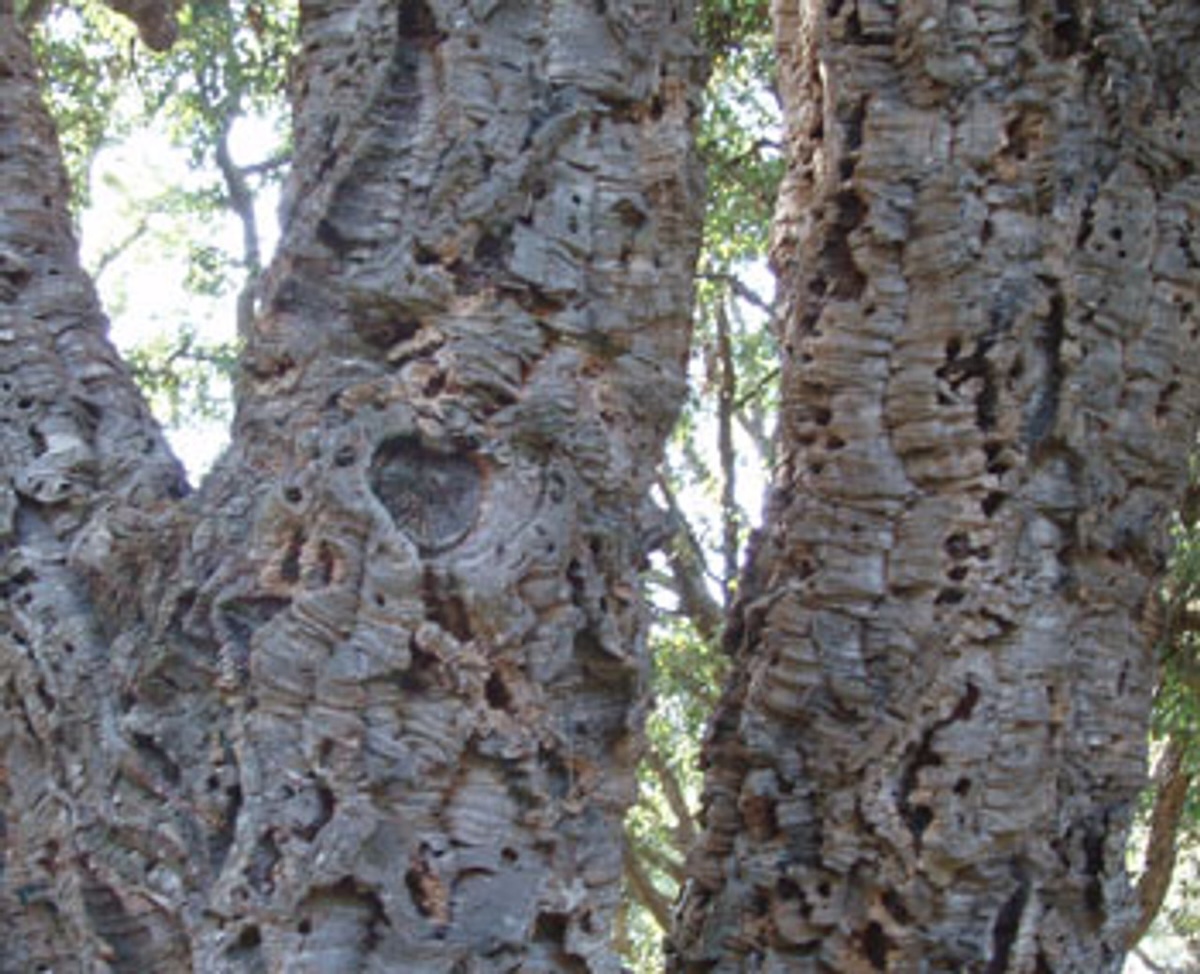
[670,1,1200,971]
[0,2,702,971]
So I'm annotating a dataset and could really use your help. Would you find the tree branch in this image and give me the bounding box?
[634,835,687,885]
[1133,946,1170,974]
[644,742,697,852]
[1129,733,1194,948]
[101,0,179,51]
[214,127,263,334]
[18,0,53,27]
[698,269,774,316]
[89,214,150,283]
[658,475,724,644]
[715,300,739,605]
[623,840,674,933]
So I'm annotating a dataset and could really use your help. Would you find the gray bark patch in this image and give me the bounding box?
[369,436,482,552]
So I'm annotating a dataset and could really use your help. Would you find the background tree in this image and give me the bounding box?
[617,3,781,967]
[0,3,704,971]
[671,1,1200,970]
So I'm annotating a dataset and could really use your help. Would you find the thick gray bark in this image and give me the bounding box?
[0,3,703,971]
[671,1,1200,971]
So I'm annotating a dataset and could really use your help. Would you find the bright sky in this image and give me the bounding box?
[82,119,280,483]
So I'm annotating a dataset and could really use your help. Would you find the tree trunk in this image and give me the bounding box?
[671,1,1200,971]
[0,3,703,971]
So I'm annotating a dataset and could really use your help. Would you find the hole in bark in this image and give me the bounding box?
[954,777,972,796]
[35,680,55,713]
[862,921,890,970]
[398,0,440,43]
[952,683,980,721]
[352,312,421,351]
[502,847,519,864]
[297,782,335,842]
[947,565,969,581]
[486,670,513,711]
[944,532,971,560]
[987,869,1030,974]
[316,541,338,586]
[882,889,912,924]
[1048,0,1085,56]
[742,794,779,839]
[227,924,262,963]
[981,491,1007,517]
[935,587,965,605]
[281,531,304,584]
[907,804,933,837]
[423,371,446,398]
[283,486,303,504]
[1156,380,1180,419]
[533,911,587,971]
[132,732,181,786]
[298,918,312,935]
[370,436,483,553]
[842,95,867,152]
[334,445,357,467]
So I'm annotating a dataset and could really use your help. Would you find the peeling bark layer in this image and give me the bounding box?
[1,3,703,971]
[671,1,1200,971]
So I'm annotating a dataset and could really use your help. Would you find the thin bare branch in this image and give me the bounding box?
[623,840,674,933]
[715,299,739,606]
[89,214,150,283]
[658,474,724,644]
[101,0,178,50]
[1129,734,1194,948]
[698,269,774,315]
[644,742,698,851]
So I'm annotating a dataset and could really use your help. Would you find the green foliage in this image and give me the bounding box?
[30,2,139,207]
[700,32,781,272]
[699,0,772,57]
[1133,465,1200,963]
[619,3,780,969]
[125,325,240,428]
[1154,471,1200,768]
[33,0,296,448]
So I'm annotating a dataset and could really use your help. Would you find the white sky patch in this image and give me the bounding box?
[81,116,282,483]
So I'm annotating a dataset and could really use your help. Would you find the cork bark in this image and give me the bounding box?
[671,1,1200,971]
[0,3,703,971]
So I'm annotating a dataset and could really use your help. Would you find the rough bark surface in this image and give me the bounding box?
[671,1,1200,971]
[0,3,702,971]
